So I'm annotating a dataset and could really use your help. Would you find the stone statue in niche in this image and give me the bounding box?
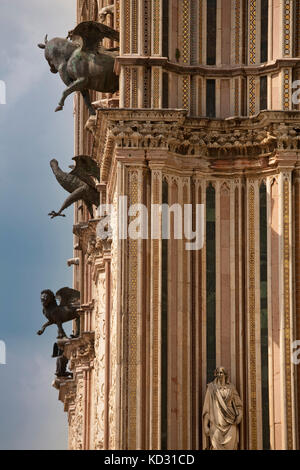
[48,155,100,219]
[38,21,119,115]
[52,342,72,378]
[37,287,80,338]
[202,366,243,450]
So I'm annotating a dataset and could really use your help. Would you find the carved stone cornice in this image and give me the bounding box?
[86,109,300,179]
[63,332,95,375]
[115,56,300,78]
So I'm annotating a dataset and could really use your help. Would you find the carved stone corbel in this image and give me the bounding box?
[85,115,97,138]
[63,332,95,376]
[86,236,103,265]
[101,237,112,256]
[58,379,77,412]
[73,219,99,253]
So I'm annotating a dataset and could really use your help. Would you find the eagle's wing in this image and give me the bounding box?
[56,287,80,308]
[69,21,119,52]
[70,155,100,188]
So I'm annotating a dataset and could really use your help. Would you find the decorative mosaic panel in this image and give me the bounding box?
[115,0,120,31]
[190,76,196,115]
[295,176,300,439]
[249,76,256,115]
[182,182,189,448]
[131,68,138,108]
[153,0,160,55]
[127,170,138,448]
[235,0,241,64]
[182,0,190,64]
[296,1,300,57]
[199,0,203,64]
[283,69,291,110]
[182,75,190,111]
[143,0,151,55]
[124,67,131,108]
[248,184,257,449]
[206,182,216,384]
[181,0,190,112]
[190,0,198,65]
[283,177,293,450]
[131,0,138,54]
[259,182,270,449]
[143,67,151,108]
[235,78,239,115]
[283,0,291,56]
[151,171,161,449]
[249,0,256,64]
[153,68,160,108]
[198,77,202,116]
[124,0,130,53]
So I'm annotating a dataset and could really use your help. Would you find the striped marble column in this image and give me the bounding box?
[267,171,296,450]
[246,178,263,449]
[149,167,163,450]
[124,164,149,449]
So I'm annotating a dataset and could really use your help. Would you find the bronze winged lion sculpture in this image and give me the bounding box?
[38,21,119,115]
[37,287,80,339]
[48,155,100,219]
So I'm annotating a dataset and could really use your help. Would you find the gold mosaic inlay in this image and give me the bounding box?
[248,184,257,449]
[249,0,256,64]
[283,178,293,450]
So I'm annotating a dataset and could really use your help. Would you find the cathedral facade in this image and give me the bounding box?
[57,0,300,450]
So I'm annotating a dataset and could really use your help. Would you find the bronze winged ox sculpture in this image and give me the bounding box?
[37,288,80,339]
[48,155,100,219]
[38,21,119,115]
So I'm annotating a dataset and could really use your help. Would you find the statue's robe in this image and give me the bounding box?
[202,380,242,450]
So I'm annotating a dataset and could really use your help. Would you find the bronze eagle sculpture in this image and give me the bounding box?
[38,21,119,115]
[48,155,100,219]
[37,288,80,339]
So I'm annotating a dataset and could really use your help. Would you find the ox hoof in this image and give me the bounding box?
[37,330,43,336]
[55,105,63,112]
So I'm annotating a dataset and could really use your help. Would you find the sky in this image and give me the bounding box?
[0,0,77,449]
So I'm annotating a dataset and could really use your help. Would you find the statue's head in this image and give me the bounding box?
[38,35,76,74]
[38,35,57,74]
[214,366,229,383]
[41,289,55,307]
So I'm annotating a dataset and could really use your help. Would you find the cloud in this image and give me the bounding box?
[0,340,68,450]
[0,0,75,104]
[0,0,76,450]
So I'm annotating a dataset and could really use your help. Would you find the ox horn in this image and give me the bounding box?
[38,35,48,49]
